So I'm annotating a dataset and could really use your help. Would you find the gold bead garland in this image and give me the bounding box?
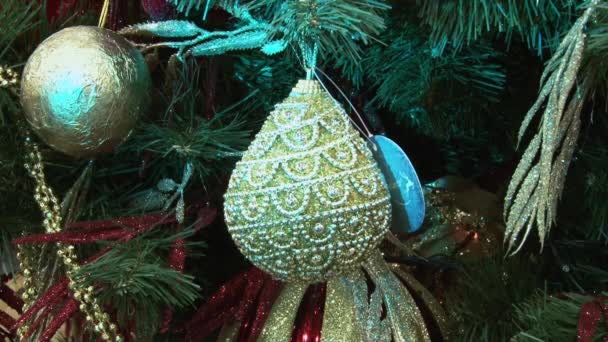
[0,65,19,88]
[15,245,36,339]
[22,137,122,341]
[2,65,37,340]
[1,66,120,341]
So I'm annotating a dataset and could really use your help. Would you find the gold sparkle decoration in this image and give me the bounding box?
[224,79,391,282]
[504,1,597,254]
[0,65,18,89]
[217,321,241,342]
[390,263,452,340]
[321,274,364,341]
[363,252,431,342]
[258,282,308,342]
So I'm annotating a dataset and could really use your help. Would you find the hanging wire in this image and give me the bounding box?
[291,43,374,142]
[313,67,374,139]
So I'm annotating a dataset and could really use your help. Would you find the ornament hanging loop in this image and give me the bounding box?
[301,42,318,80]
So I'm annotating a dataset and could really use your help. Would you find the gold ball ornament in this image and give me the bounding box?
[224,80,392,282]
[20,26,151,157]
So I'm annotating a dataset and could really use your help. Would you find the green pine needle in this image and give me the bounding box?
[450,255,543,342]
[76,229,203,339]
[416,0,578,56]
[513,291,608,341]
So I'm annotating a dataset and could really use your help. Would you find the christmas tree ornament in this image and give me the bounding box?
[371,135,425,233]
[224,79,392,283]
[20,26,151,157]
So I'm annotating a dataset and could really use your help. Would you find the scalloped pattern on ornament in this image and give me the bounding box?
[224,84,391,282]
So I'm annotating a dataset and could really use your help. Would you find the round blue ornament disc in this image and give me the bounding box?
[370,135,425,233]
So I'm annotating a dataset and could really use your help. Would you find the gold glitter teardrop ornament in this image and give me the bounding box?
[20,26,152,157]
[224,80,391,282]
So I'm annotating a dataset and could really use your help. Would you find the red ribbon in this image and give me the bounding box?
[577,296,608,342]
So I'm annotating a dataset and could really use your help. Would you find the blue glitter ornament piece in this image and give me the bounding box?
[371,135,425,233]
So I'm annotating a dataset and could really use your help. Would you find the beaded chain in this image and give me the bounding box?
[1,65,121,341]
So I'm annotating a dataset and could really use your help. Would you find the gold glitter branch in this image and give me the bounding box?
[504,2,597,255]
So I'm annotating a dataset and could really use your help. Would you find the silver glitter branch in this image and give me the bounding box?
[504,2,597,255]
[119,4,286,61]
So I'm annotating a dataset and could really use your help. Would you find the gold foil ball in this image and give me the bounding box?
[224,80,392,282]
[21,26,151,157]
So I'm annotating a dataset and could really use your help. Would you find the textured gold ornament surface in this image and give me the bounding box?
[224,80,391,282]
[21,26,151,157]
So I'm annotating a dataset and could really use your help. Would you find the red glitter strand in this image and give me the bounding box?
[21,287,68,341]
[0,310,15,334]
[12,277,70,332]
[577,296,608,342]
[14,212,178,245]
[291,283,326,342]
[14,229,132,245]
[38,298,79,342]
[183,267,268,341]
[238,277,283,342]
[0,281,24,313]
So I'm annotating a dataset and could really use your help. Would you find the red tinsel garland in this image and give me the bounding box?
[184,267,272,341]
[11,204,216,339]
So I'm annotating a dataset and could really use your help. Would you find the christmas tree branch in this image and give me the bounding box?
[75,229,203,339]
[416,0,578,56]
[514,291,608,341]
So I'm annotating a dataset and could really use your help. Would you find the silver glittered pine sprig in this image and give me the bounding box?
[119,3,287,61]
[504,0,599,255]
